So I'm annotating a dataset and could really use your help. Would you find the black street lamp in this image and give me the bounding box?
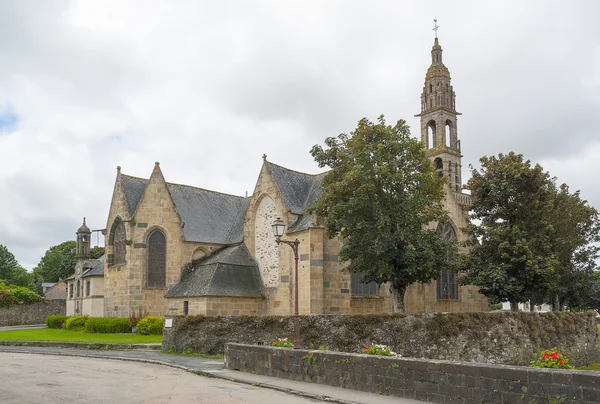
[272,217,301,349]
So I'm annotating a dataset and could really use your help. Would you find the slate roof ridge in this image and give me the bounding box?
[265,160,327,177]
[120,172,245,200]
[166,181,245,200]
[120,173,150,182]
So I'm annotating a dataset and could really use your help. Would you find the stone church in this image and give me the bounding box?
[65,36,489,318]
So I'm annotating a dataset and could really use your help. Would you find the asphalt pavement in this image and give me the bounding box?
[0,345,425,404]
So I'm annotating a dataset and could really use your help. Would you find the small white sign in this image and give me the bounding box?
[164,318,173,328]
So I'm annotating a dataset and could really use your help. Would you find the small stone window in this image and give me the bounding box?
[183,301,189,315]
[351,272,378,296]
[76,280,80,297]
[69,283,73,298]
[147,230,166,288]
[86,280,91,297]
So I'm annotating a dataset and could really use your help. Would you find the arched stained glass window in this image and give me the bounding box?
[147,230,166,288]
[436,222,458,300]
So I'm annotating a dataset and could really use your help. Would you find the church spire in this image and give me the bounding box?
[415,23,463,192]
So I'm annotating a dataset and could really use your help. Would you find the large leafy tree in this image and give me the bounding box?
[458,153,557,309]
[308,116,451,312]
[0,245,34,289]
[547,184,600,310]
[33,241,104,283]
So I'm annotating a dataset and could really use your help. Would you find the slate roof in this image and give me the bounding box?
[121,175,148,217]
[82,255,105,278]
[165,244,262,298]
[120,175,249,244]
[265,162,328,233]
[64,255,105,280]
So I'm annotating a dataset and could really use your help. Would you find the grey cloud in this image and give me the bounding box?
[1,0,600,268]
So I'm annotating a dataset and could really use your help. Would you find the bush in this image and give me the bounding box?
[84,317,130,334]
[65,315,88,330]
[0,281,42,308]
[136,316,164,335]
[47,315,69,329]
[272,337,293,348]
[364,344,398,357]
[530,347,573,369]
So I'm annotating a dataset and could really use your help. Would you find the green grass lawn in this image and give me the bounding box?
[0,328,162,344]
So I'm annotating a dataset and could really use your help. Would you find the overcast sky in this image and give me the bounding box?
[1,0,599,269]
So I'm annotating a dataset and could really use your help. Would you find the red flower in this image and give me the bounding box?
[559,360,564,365]
[365,346,371,350]
[542,353,549,360]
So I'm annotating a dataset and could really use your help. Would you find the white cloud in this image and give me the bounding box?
[1,0,599,268]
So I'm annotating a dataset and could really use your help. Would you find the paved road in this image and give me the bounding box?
[0,352,324,404]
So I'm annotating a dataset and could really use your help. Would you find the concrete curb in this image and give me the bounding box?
[0,340,162,350]
[1,348,359,404]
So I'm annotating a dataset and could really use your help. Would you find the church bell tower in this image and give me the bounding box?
[76,218,91,259]
[415,21,463,192]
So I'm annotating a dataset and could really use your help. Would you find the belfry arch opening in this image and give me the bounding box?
[433,158,443,177]
[427,121,436,149]
[445,120,453,147]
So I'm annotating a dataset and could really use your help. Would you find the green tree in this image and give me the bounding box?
[33,241,77,283]
[34,241,105,285]
[308,116,451,312]
[91,246,105,259]
[576,271,600,314]
[458,153,557,310]
[547,184,600,310]
[0,245,34,289]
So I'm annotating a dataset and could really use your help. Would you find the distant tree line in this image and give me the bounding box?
[0,242,104,294]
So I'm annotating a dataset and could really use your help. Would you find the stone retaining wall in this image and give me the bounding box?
[0,300,65,327]
[163,312,598,366]
[225,343,600,404]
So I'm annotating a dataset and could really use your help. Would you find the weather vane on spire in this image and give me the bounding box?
[433,17,440,38]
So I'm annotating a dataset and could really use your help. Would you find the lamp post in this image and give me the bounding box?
[272,217,301,349]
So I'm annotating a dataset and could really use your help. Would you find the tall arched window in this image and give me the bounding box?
[147,230,166,288]
[427,121,436,149]
[433,158,443,177]
[436,222,458,300]
[455,162,460,192]
[110,220,126,266]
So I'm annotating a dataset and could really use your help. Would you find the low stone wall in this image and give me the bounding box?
[225,343,600,404]
[0,300,65,327]
[163,312,598,366]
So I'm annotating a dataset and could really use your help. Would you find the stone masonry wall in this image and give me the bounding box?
[225,343,600,404]
[162,312,598,366]
[104,165,224,318]
[0,300,65,327]
[167,296,265,316]
[244,163,303,316]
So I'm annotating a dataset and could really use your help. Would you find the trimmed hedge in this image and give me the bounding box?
[136,316,164,335]
[84,317,130,334]
[65,315,88,330]
[47,315,69,329]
